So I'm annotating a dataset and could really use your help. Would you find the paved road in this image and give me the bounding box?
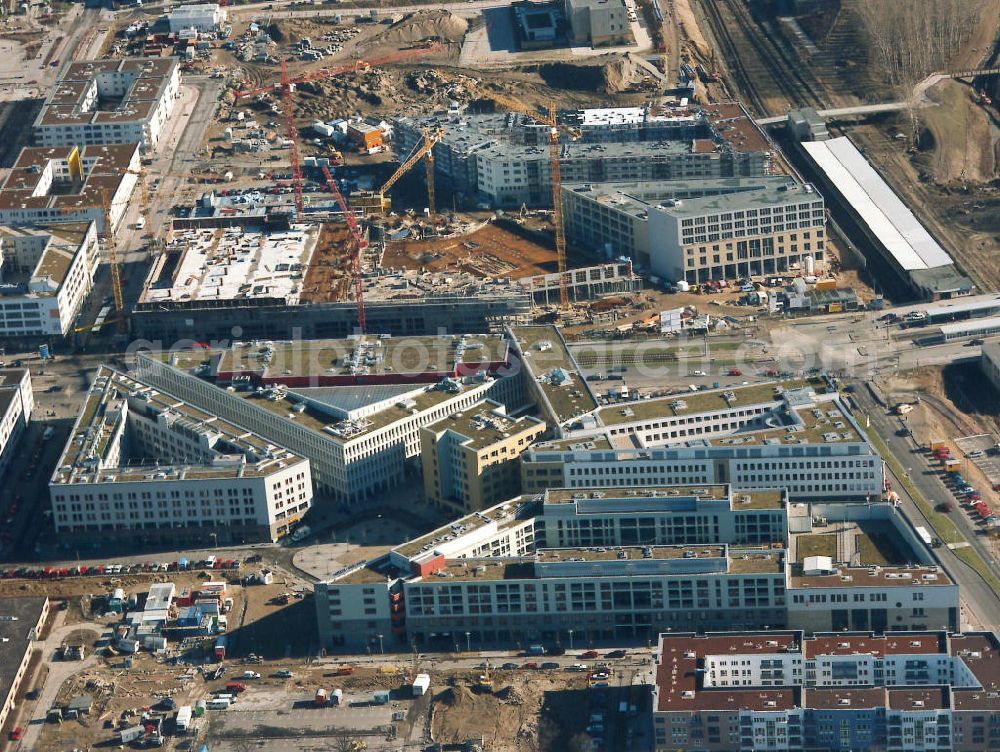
[15,612,107,752]
[851,384,1000,633]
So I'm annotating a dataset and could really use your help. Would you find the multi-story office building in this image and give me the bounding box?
[651,629,1000,752]
[420,399,546,515]
[0,144,141,232]
[33,58,180,151]
[133,333,529,503]
[562,177,827,283]
[522,380,884,500]
[0,368,33,479]
[394,104,771,209]
[49,367,312,545]
[315,484,791,652]
[315,480,952,652]
[0,222,100,337]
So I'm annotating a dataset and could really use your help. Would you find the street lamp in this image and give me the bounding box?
[568,629,574,651]
[465,631,471,652]
[378,634,384,654]
[209,532,217,550]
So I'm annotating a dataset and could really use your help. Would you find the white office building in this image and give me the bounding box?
[522,380,884,500]
[133,340,527,503]
[0,223,100,337]
[315,485,952,652]
[49,367,312,545]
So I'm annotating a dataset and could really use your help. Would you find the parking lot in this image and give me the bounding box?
[954,434,1000,487]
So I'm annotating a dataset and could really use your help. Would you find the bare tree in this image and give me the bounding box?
[854,0,989,89]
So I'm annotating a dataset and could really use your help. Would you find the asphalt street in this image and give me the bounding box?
[850,384,1000,632]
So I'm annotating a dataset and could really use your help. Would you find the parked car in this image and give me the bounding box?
[501,662,519,670]
[605,649,627,659]
[274,669,293,678]
[521,662,538,669]
[541,662,560,670]
[580,650,600,659]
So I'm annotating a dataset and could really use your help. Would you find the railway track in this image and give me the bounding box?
[697,0,827,116]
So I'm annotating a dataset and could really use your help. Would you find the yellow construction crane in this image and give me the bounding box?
[100,187,127,334]
[460,84,579,309]
[354,127,445,213]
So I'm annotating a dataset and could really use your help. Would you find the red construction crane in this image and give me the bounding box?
[233,46,444,100]
[278,61,306,216]
[321,165,367,334]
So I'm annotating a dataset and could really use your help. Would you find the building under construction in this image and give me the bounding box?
[133,217,532,341]
[394,103,773,209]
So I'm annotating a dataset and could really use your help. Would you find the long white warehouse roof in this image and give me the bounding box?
[802,137,953,271]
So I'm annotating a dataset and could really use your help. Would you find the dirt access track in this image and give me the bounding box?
[381,222,558,279]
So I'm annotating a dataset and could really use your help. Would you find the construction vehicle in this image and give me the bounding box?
[475,659,493,693]
[353,127,444,213]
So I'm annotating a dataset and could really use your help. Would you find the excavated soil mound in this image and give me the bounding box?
[373,10,468,47]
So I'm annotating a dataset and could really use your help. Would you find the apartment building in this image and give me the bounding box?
[652,629,1000,752]
[0,144,141,232]
[315,483,954,652]
[0,222,100,337]
[564,0,631,46]
[563,177,827,282]
[394,103,771,209]
[33,58,181,151]
[49,367,312,545]
[0,597,49,732]
[420,399,546,515]
[133,336,529,503]
[0,368,33,479]
[522,380,884,500]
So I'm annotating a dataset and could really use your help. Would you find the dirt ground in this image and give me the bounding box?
[430,675,589,752]
[381,221,558,278]
[920,79,999,184]
[301,223,356,303]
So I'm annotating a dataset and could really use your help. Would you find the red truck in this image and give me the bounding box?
[225,682,247,694]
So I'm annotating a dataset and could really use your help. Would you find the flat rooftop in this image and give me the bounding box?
[238,377,482,443]
[52,367,305,486]
[887,687,949,711]
[0,144,139,213]
[791,519,915,567]
[216,334,510,381]
[424,400,543,451]
[804,633,943,659]
[790,564,953,588]
[802,136,952,272]
[805,687,887,710]
[0,223,93,294]
[1,597,48,710]
[35,57,178,128]
[596,382,788,426]
[544,484,729,503]
[656,632,800,711]
[512,326,598,424]
[651,180,821,218]
[394,497,535,559]
[141,225,320,305]
[950,632,1000,710]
